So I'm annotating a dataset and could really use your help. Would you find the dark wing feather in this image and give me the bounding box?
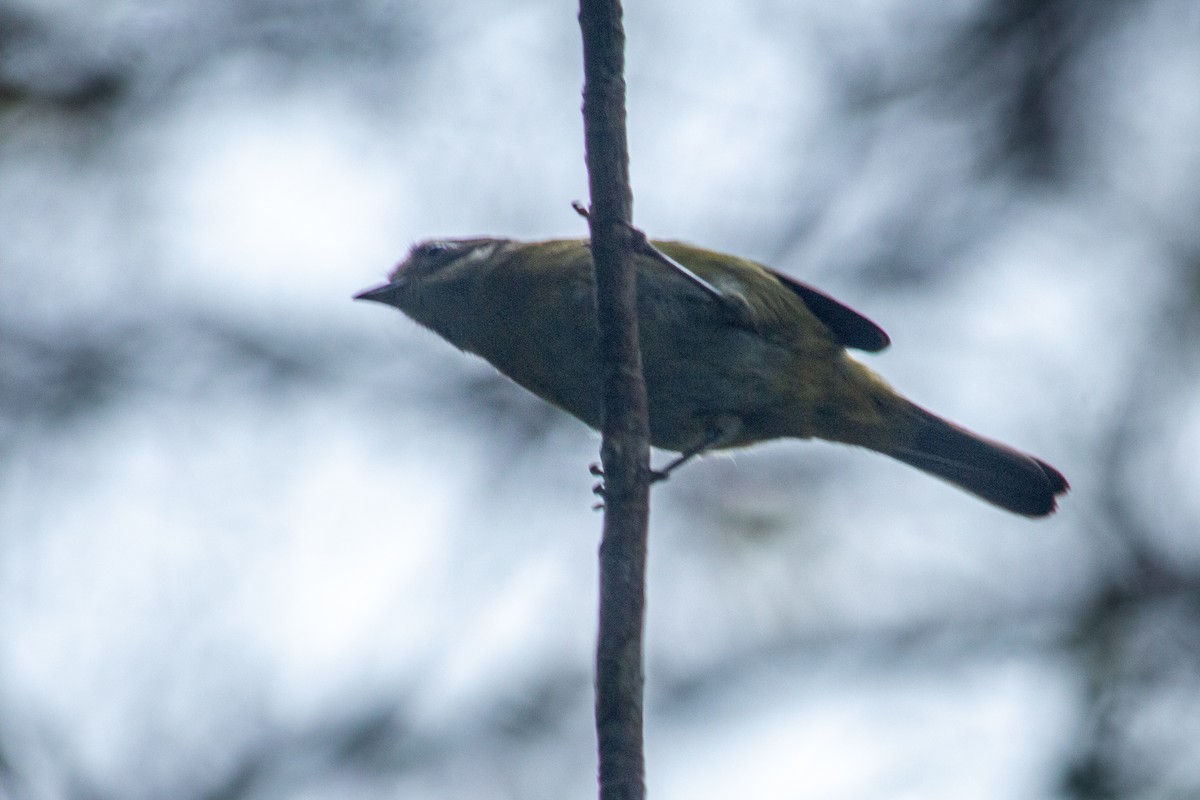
[768,269,890,352]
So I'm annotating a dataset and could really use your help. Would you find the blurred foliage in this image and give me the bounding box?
[2,1,1199,799]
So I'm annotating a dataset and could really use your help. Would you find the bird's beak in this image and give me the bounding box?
[354,280,403,305]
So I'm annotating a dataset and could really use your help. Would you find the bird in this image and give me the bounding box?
[356,237,1068,517]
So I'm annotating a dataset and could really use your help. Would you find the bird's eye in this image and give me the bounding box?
[411,240,461,268]
[418,241,450,257]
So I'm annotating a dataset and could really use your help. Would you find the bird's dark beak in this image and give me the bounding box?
[354,280,403,305]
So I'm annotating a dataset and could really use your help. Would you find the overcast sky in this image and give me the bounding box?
[2,1,1200,798]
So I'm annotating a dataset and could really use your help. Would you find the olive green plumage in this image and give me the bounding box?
[357,238,1068,517]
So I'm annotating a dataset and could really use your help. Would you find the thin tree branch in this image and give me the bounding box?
[578,1,651,798]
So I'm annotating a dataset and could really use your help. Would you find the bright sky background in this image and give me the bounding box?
[3,1,1200,798]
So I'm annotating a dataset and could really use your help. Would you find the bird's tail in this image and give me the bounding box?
[879,402,1069,517]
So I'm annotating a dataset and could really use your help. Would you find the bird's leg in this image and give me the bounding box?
[649,416,741,483]
[590,416,741,503]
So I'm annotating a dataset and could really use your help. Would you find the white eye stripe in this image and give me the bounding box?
[465,243,497,262]
[412,240,499,269]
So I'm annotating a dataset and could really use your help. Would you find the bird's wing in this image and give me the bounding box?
[766,269,890,352]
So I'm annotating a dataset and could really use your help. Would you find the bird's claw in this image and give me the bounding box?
[587,461,670,509]
[590,463,607,510]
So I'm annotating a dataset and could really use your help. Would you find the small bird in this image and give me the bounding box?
[356,238,1068,517]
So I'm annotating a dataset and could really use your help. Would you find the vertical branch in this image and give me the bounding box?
[578,1,651,799]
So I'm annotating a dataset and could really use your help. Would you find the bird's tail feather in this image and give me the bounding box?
[883,403,1068,517]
